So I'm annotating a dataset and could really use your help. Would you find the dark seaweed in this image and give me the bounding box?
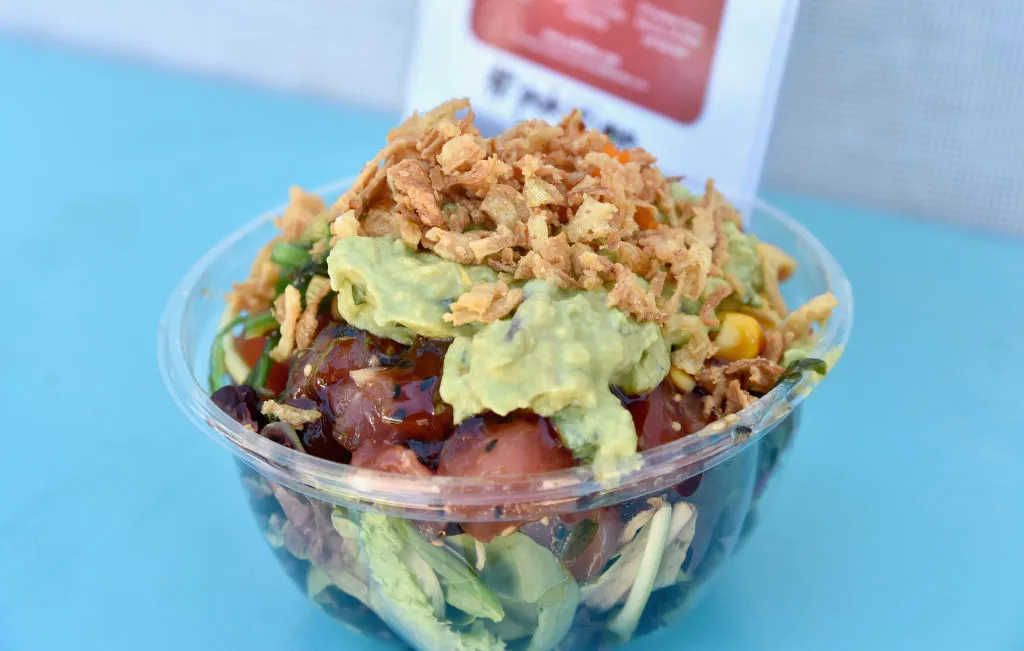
[211,385,267,431]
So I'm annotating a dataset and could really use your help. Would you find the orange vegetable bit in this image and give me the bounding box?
[634,209,660,230]
[602,140,631,164]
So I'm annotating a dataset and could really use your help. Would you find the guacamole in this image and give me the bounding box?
[326,238,671,468]
[720,221,764,305]
[327,236,497,344]
[441,280,670,468]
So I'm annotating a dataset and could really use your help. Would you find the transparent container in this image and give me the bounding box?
[158,179,852,651]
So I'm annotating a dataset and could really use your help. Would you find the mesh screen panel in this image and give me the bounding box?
[764,0,1024,233]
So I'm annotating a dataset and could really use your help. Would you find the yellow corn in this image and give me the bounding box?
[669,367,696,393]
[714,312,763,361]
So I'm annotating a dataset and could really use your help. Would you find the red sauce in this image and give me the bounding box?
[621,380,712,450]
[283,326,451,454]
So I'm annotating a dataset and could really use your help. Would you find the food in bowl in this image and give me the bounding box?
[184,99,844,650]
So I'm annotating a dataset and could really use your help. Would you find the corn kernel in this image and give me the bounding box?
[714,312,763,361]
[669,367,696,392]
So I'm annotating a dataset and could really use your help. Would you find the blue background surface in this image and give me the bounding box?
[2,37,1023,651]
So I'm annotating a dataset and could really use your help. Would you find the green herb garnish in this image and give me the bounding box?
[274,257,329,300]
[777,357,828,385]
[351,285,366,306]
[271,242,311,268]
[299,217,330,244]
[209,313,249,391]
[244,336,277,389]
[208,312,283,391]
[243,310,278,337]
[273,274,290,296]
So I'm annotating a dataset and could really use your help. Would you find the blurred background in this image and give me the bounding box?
[3,0,1023,231]
[2,2,1023,651]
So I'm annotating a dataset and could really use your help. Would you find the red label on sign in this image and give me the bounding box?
[472,0,727,124]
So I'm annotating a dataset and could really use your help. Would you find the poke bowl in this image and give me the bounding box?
[159,100,852,650]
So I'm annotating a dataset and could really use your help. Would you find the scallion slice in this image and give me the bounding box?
[271,242,311,268]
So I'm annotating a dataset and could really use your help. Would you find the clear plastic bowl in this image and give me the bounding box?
[158,179,852,650]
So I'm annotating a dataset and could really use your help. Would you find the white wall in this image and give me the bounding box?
[0,0,415,110]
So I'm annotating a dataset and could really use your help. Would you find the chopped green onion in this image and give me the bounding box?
[351,285,366,306]
[209,344,228,392]
[271,242,311,268]
[244,337,276,389]
[669,182,692,201]
[244,311,279,337]
[299,217,330,244]
[217,313,249,337]
[209,313,249,391]
[778,357,828,385]
[274,257,329,300]
[274,274,291,296]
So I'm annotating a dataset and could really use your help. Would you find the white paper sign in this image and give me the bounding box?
[404,0,799,199]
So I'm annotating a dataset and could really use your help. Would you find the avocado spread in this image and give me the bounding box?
[327,237,670,468]
[327,236,497,344]
[442,280,669,468]
[720,221,764,305]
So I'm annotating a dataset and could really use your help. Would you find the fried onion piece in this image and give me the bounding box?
[437,134,487,174]
[480,185,529,228]
[725,380,756,414]
[295,276,332,351]
[329,209,360,243]
[387,159,444,227]
[783,293,838,340]
[758,242,797,315]
[261,400,322,429]
[227,239,280,313]
[269,285,302,363]
[700,284,733,327]
[762,328,784,364]
[444,282,524,326]
[607,264,665,323]
[275,187,325,241]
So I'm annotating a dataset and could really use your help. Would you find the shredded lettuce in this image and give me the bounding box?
[581,502,698,642]
[607,505,672,640]
[654,502,698,589]
[306,565,334,602]
[359,514,505,650]
[403,547,445,619]
[398,520,504,622]
[448,531,580,651]
[582,510,653,612]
